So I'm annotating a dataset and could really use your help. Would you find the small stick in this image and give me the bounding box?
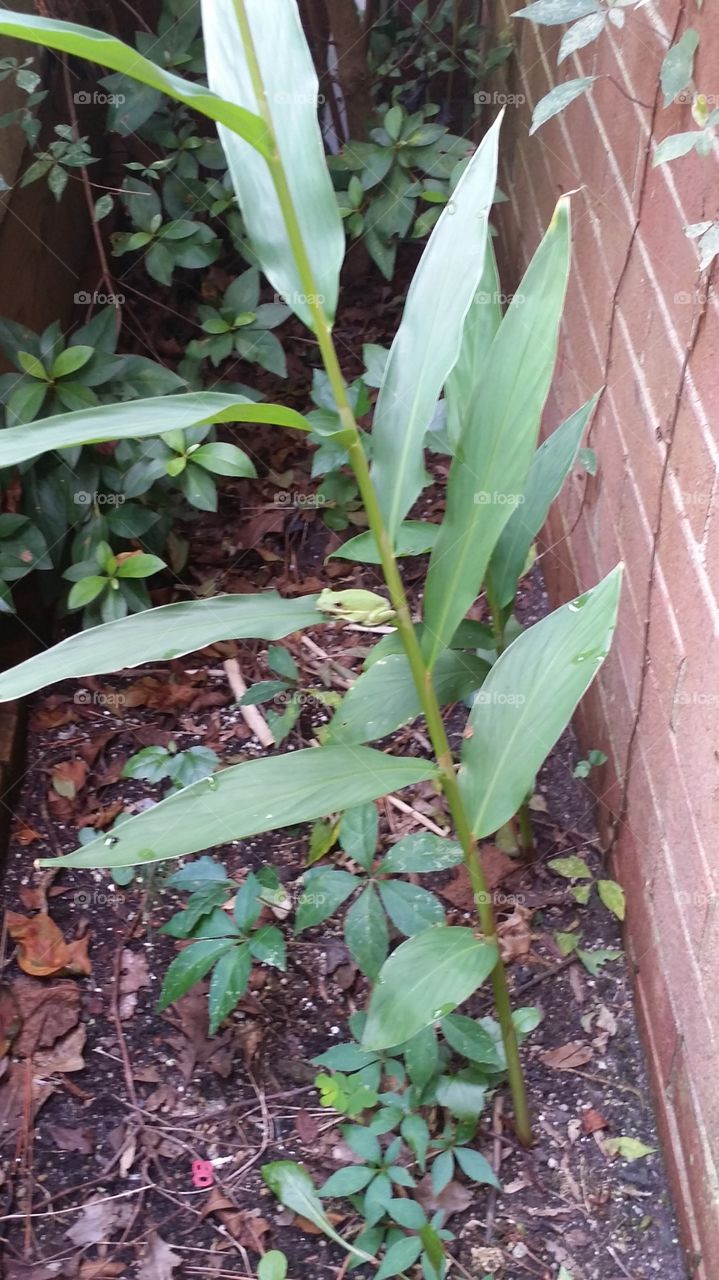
[223,658,275,747]
[385,793,449,837]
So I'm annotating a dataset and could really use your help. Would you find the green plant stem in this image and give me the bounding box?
[233,0,531,1147]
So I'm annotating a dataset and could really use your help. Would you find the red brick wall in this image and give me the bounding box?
[491,1,719,1273]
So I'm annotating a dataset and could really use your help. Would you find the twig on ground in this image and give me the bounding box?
[484,1093,504,1243]
[223,658,275,747]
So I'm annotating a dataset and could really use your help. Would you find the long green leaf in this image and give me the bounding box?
[459,564,622,838]
[370,114,502,540]
[362,927,499,1050]
[262,1163,372,1260]
[36,747,438,869]
[0,12,270,155]
[0,393,310,469]
[487,393,598,609]
[201,0,344,329]
[422,197,571,666]
[445,239,502,451]
[326,650,489,745]
[0,593,322,701]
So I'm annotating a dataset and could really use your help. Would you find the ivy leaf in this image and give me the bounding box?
[605,1136,656,1161]
[596,878,626,920]
[558,11,606,63]
[530,77,597,134]
[548,855,592,880]
[577,947,622,975]
[660,29,699,105]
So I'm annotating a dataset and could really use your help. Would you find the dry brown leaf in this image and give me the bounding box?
[30,700,78,730]
[14,822,42,846]
[34,1024,87,1074]
[202,1191,270,1251]
[437,846,518,912]
[75,800,125,830]
[0,1060,55,1140]
[5,1262,61,1279]
[497,906,533,963]
[470,1246,505,1274]
[7,912,91,978]
[18,885,45,910]
[65,1196,131,1246]
[137,1231,183,1280]
[415,1174,472,1218]
[51,758,88,799]
[581,1108,608,1134]
[541,1041,593,1070]
[12,977,81,1056]
[118,948,150,1021]
[295,1209,346,1234]
[79,1263,126,1279]
[46,1122,95,1153]
[294,1108,319,1144]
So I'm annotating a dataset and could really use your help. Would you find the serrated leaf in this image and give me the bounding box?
[208,944,251,1032]
[339,803,379,870]
[158,938,235,1010]
[295,868,359,931]
[378,834,463,874]
[378,880,445,936]
[345,885,389,979]
[454,1145,501,1187]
